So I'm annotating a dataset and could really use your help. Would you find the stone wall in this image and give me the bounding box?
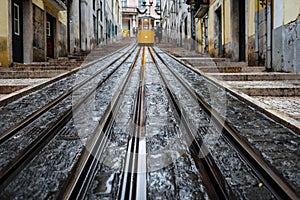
[33,5,45,62]
[247,35,256,65]
[59,23,67,57]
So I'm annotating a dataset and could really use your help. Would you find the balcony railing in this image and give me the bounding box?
[47,0,67,10]
[122,7,138,14]
[194,0,210,18]
[186,0,209,6]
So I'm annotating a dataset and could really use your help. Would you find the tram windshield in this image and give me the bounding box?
[138,18,153,30]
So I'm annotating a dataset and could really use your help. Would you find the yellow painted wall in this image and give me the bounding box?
[0,0,9,67]
[284,0,300,24]
[248,0,255,36]
[223,0,231,44]
[207,1,216,55]
[197,19,202,52]
[59,11,67,25]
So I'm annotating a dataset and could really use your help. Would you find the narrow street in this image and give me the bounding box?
[0,41,299,199]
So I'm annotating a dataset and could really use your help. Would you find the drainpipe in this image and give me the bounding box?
[67,0,71,54]
[255,0,259,65]
[266,1,272,71]
[79,0,81,50]
[222,0,225,56]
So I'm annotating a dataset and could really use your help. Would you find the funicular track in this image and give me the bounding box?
[0,44,139,194]
[61,47,142,200]
[119,47,147,200]
[148,47,234,200]
[150,47,299,200]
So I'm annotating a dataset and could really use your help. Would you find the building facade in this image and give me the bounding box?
[0,0,122,67]
[51,0,122,54]
[0,0,67,67]
[193,0,300,73]
[159,0,299,73]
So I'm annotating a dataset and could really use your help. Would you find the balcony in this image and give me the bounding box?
[46,0,67,11]
[194,0,209,18]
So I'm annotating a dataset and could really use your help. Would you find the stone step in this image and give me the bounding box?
[244,66,266,72]
[178,57,230,62]
[12,62,80,68]
[197,66,244,73]
[236,87,300,96]
[207,72,300,81]
[191,61,248,67]
[0,70,67,79]
[197,66,266,73]
[0,85,28,94]
[10,66,78,71]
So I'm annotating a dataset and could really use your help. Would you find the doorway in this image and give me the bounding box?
[12,0,23,63]
[239,0,246,61]
[46,14,55,58]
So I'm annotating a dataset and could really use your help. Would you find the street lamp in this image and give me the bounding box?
[142,0,153,15]
[143,0,153,7]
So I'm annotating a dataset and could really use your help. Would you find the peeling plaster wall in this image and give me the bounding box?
[272,0,300,73]
[23,0,34,64]
[248,34,256,65]
[58,11,67,56]
[58,22,67,56]
[258,8,266,65]
[273,19,300,73]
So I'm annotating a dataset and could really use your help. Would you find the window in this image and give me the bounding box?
[46,21,51,36]
[121,0,127,8]
[14,3,20,35]
[138,0,143,7]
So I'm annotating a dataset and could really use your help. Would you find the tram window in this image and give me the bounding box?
[138,19,143,30]
[143,19,149,30]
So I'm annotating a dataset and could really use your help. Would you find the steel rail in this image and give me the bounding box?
[153,47,299,200]
[148,47,234,200]
[0,43,135,145]
[0,45,139,192]
[60,47,142,200]
[119,47,147,200]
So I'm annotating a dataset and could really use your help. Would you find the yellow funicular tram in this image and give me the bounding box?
[137,16,155,45]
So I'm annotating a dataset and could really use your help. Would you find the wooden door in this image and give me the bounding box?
[46,14,55,58]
